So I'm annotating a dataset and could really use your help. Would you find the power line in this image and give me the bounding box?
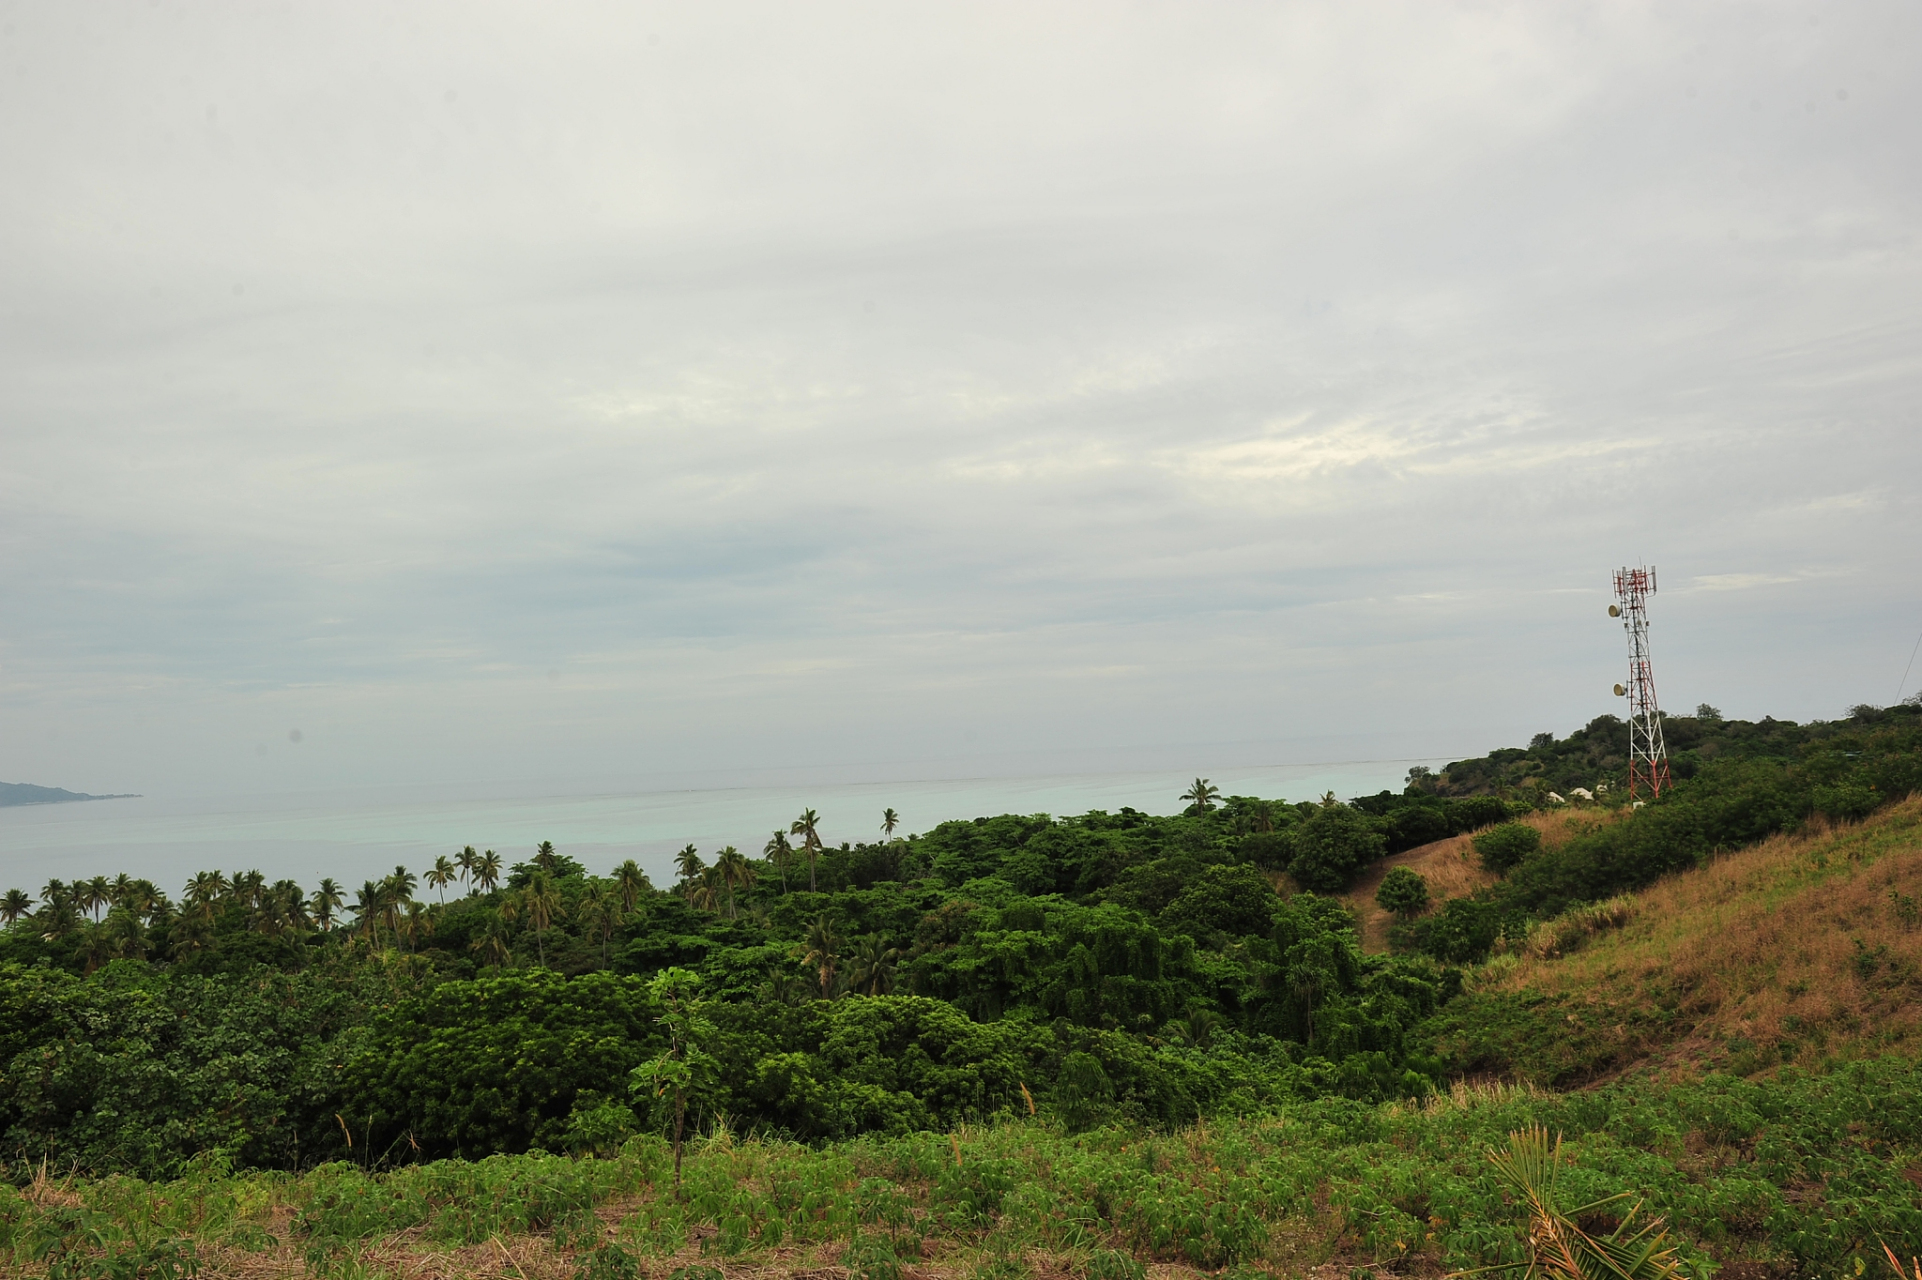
[1898,622,1922,704]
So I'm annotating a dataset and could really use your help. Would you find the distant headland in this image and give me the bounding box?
[0,782,140,807]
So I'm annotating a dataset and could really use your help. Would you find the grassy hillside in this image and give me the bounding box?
[1425,794,1922,1085]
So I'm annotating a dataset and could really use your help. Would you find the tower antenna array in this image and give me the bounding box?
[1609,565,1670,799]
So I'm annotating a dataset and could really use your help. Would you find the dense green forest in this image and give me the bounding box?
[2,701,1918,1181]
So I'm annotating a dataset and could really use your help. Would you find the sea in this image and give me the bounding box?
[0,757,1439,897]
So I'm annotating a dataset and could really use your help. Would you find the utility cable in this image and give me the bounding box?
[1898,622,1922,705]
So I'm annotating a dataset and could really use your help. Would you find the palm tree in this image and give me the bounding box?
[232,870,266,910]
[80,875,111,922]
[36,881,77,940]
[456,846,478,894]
[352,880,385,951]
[1180,778,1221,814]
[674,844,705,891]
[534,840,559,872]
[1,888,32,926]
[522,870,564,967]
[379,868,413,945]
[763,830,793,892]
[713,846,753,920]
[310,878,344,931]
[399,900,433,952]
[474,849,503,894]
[426,854,456,904]
[613,859,651,913]
[791,809,823,892]
[578,878,621,966]
[845,935,901,996]
[881,808,900,838]
[471,923,512,969]
[184,872,226,922]
[263,880,310,938]
[792,913,843,998]
[688,866,722,915]
[168,912,213,960]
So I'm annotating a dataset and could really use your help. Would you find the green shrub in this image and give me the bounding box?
[1375,868,1430,919]
[1288,805,1387,892]
[1473,823,1542,873]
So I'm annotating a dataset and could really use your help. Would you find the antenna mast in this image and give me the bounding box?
[1610,565,1670,799]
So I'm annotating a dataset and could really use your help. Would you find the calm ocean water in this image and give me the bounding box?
[0,759,1432,896]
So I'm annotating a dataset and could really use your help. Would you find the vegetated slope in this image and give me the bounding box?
[10,1063,1922,1280]
[1341,809,1604,952]
[1427,794,1922,1085]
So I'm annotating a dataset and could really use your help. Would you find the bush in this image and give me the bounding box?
[1473,823,1542,873]
[1374,868,1429,919]
[1446,795,1510,834]
[1287,805,1387,893]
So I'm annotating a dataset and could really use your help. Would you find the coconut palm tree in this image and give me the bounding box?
[792,912,843,998]
[184,872,226,922]
[578,877,621,966]
[845,935,901,996]
[352,880,385,951]
[471,923,511,969]
[232,870,266,910]
[613,859,651,913]
[1180,778,1221,814]
[687,866,722,915]
[534,840,559,872]
[425,854,455,904]
[1,888,32,926]
[474,849,503,894]
[35,882,77,941]
[168,911,213,960]
[310,878,344,931]
[713,846,753,920]
[456,846,478,894]
[790,809,823,892]
[399,900,433,952]
[522,870,564,967]
[674,844,705,891]
[80,876,111,922]
[881,808,900,838]
[763,830,793,892]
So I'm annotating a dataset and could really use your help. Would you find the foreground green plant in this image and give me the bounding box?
[1456,1127,1681,1280]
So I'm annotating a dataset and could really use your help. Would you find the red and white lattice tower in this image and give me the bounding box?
[1611,565,1671,799]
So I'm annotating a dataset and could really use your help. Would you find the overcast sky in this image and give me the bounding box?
[2,2,1918,797]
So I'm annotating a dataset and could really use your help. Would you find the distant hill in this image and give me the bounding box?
[0,781,138,807]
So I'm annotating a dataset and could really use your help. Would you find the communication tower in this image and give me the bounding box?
[1609,565,1671,799]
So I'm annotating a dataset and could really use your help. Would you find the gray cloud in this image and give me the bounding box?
[2,2,1919,795]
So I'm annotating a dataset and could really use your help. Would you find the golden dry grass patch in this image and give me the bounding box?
[1478,794,1922,1073]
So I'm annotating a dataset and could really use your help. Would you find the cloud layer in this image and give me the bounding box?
[2,2,1918,794]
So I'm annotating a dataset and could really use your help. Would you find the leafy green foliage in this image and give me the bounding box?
[2,702,1916,1178]
[1475,823,1543,873]
[1287,804,1387,892]
[10,1060,1922,1279]
[1375,867,1430,919]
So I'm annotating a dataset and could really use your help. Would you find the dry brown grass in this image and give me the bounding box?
[1475,793,1922,1076]
[1343,808,1610,952]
